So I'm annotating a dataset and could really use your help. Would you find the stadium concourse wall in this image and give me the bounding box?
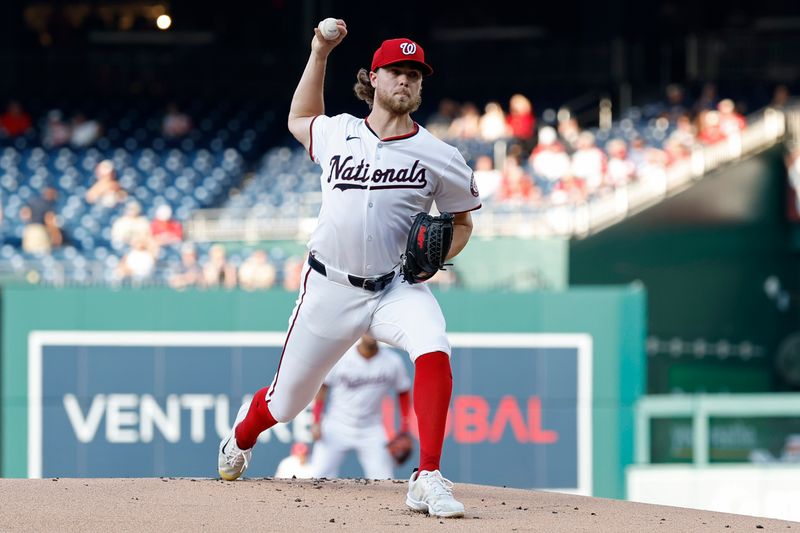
[0,284,645,499]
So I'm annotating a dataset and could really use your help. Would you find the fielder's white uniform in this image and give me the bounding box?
[274,454,313,479]
[263,113,481,425]
[309,343,411,479]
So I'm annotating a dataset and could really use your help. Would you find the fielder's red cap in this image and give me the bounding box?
[291,442,308,456]
[371,38,433,76]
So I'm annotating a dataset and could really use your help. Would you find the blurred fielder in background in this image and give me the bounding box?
[308,335,412,479]
[274,441,313,479]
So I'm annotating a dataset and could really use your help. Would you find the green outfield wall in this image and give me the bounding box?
[571,146,799,393]
[224,236,569,290]
[1,284,644,499]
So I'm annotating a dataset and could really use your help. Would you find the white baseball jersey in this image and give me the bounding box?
[309,114,481,277]
[255,112,481,427]
[274,455,313,479]
[323,343,411,428]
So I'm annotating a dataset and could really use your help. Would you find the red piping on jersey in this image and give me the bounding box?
[364,117,420,141]
[267,266,313,402]
[308,115,320,162]
[452,203,482,214]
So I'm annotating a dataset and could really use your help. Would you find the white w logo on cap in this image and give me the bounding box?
[399,42,417,55]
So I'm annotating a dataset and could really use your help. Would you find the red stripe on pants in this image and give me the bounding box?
[234,266,312,449]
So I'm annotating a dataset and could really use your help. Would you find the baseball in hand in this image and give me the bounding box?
[318,18,340,40]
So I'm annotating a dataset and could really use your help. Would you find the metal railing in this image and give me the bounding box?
[186,212,320,243]
[635,393,800,466]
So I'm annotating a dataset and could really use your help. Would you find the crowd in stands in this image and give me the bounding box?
[0,97,288,289]
[8,150,291,290]
[423,82,776,210]
[0,82,793,289]
[1,100,195,151]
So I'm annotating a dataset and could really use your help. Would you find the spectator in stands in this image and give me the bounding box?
[638,147,669,193]
[282,255,304,292]
[696,110,726,145]
[41,109,71,149]
[116,236,156,284]
[662,84,688,123]
[168,244,204,290]
[570,131,607,196]
[771,84,792,109]
[605,139,636,189]
[238,250,277,291]
[111,200,151,250]
[448,102,481,139]
[0,100,32,138]
[202,244,237,289]
[162,102,192,139]
[150,204,183,248]
[557,116,581,152]
[628,135,648,170]
[550,173,588,206]
[69,112,102,148]
[506,94,535,143]
[479,101,508,142]
[43,211,63,249]
[663,138,689,166]
[717,98,746,138]
[693,82,719,115]
[529,126,570,193]
[667,114,697,154]
[495,154,540,205]
[472,154,502,200]
[18,195,42,243]
[19,186,59,254]
[86,159,126,207]
[425,98,459,139]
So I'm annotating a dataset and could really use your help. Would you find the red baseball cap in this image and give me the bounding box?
[371,38,433,76]
[291,442,308,456]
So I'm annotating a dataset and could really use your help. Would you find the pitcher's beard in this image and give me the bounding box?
[376,89,422,115]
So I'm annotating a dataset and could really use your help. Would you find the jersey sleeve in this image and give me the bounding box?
[309,114,333,164]
[434,147,482,213]
[309,114,349,164]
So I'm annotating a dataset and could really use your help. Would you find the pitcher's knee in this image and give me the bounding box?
[409,340,451,362]
[268,399,308,423]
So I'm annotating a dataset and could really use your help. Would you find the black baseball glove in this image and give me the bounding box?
[386,432,414,465]
[400,212,454,284]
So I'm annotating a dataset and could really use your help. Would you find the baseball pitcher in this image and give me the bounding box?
[217,19,481,519]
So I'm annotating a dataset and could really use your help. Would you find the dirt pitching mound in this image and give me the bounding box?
[0,478,795,532]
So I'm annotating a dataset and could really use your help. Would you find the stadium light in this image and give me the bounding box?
[156,15,172,30]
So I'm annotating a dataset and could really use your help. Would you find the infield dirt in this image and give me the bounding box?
[0,477,796,532]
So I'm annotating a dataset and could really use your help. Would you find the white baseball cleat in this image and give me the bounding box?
[406,469,465,518]
[218,403,252,481]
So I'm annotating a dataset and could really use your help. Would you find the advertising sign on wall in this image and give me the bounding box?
[28,331,592,493]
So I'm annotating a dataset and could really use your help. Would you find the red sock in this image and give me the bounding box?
[414,351,452,473]
[234,387,278,450]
